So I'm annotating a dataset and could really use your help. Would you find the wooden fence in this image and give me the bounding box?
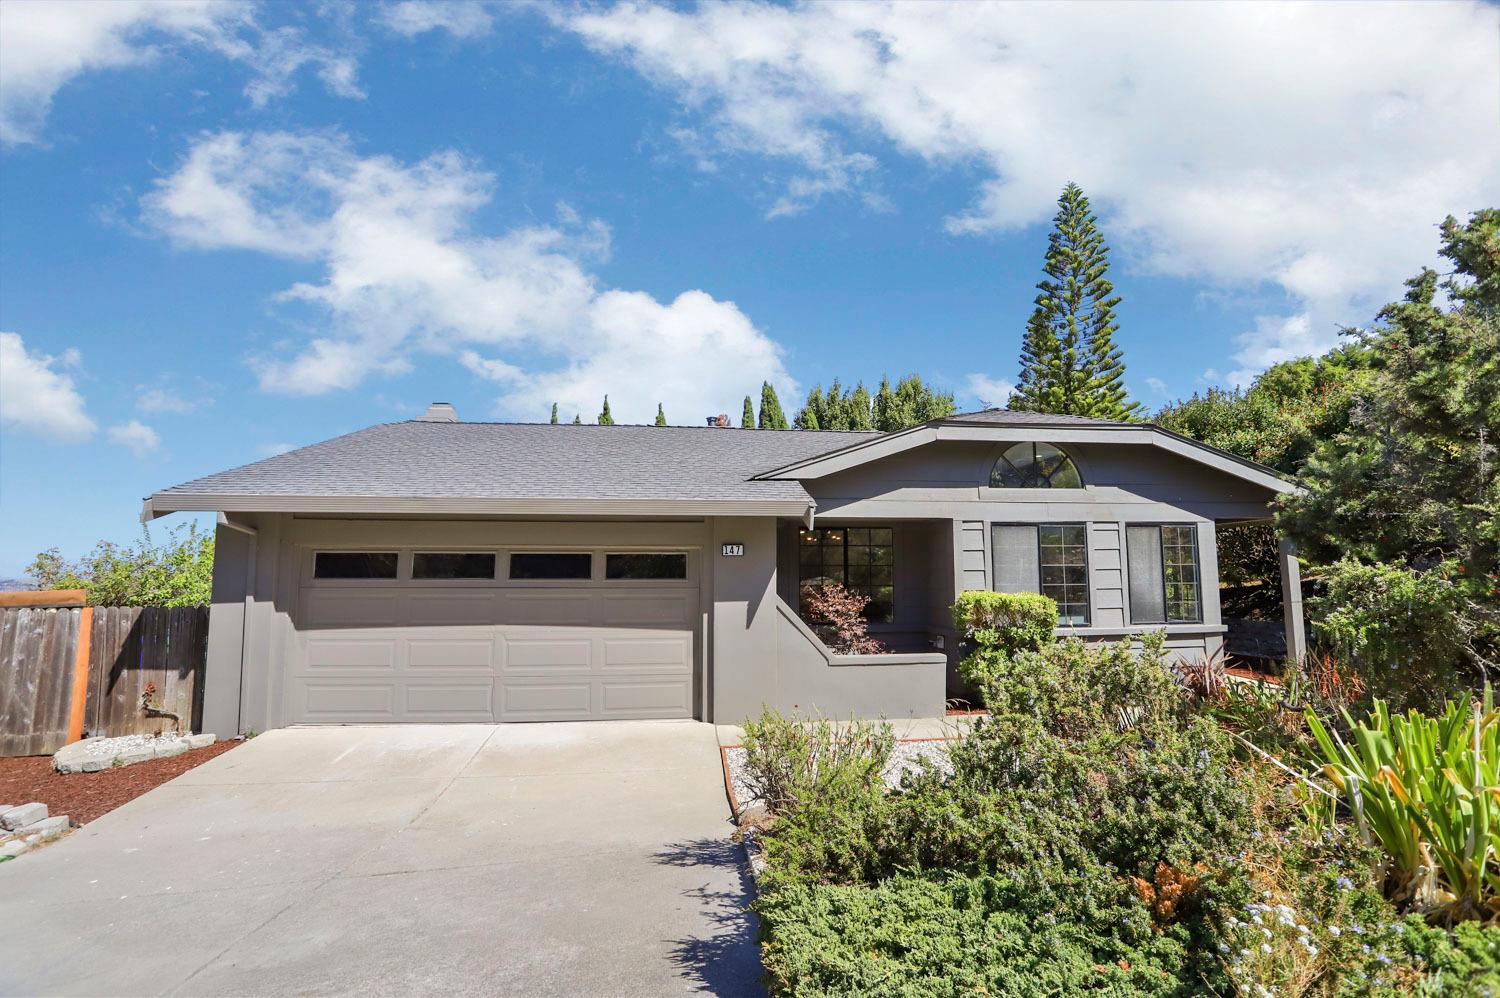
[0,598,209,757]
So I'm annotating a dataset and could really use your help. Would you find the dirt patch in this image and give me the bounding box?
[0,740,240,824]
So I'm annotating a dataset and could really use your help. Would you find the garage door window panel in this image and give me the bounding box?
[412,552,496,580]
[605,553,688,580]
[509,552,593,580]
[314,552,398,580]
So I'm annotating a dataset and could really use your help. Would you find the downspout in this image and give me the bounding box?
[803,504,816,530]
[217,513,258,735]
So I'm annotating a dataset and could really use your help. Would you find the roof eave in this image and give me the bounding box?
[141,493,815,522]
[754,420,1299,495]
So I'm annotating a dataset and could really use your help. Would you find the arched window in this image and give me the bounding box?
[989,442,1083,488]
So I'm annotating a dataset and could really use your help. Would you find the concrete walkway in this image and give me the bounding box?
[0,722,761,997]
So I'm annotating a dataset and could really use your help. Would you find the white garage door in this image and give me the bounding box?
[286,551,699,723]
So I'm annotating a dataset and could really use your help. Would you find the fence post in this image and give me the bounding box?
[66,606,94,743]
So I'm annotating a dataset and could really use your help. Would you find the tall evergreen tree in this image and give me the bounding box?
[742,396,756,428]
[654,403,667,426]
[550,402,558,424]
[795,387,824,430]
[572,413,582,424]
[597,395,614,425]
[1010,183,1139,420]
[758,381,789,429]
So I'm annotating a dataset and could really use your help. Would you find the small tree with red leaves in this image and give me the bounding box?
[801,583,886,655]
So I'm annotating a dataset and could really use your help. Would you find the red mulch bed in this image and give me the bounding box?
[0,740,240,824]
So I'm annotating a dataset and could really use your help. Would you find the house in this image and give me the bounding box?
[142,403,1304,735]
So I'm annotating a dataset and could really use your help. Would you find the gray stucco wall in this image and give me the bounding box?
[801,438,1273,658]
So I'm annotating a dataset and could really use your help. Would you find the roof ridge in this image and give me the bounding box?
[400,419,882,433]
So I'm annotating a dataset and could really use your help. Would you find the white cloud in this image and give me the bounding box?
[963,373,1015,410]
[143,129,796,423]
[256,441,295,457]
[0,332,96,441]
[378,1,495,39]
[560,1,1500,381]
[138,387,196,414]
[107,419,160,457]
[0,0,361,146]
[1144,377,1168,396]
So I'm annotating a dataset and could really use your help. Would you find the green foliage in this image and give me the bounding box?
[741,708,894,817]
[873,375,957,430]
[1278,209,1500,678]
[795,374,954,431]
[596,395,614,425]
[1310,560,1467,709]
[1155,345,1373,478]
[28,523,213,607]
[758,381,790,429]
[549,402,558,424]
[1010,183,1139,420]
[571,413,581,424]
[1307,691,1500,922]
[757,869,1200,998]
[742,395,755,428]
[950,590,1056,691]
[749,629,1500,994]
[653,403,667,426]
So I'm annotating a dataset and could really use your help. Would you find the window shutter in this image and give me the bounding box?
[1126,526,1165,624]
[992,525,1040,594]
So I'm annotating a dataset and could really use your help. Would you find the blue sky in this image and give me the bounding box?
[1,0,1497,577]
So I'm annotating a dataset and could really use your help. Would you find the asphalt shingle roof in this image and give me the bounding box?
[154,421,884,504]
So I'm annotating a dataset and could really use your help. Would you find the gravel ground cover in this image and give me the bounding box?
[722,738,954,814]
[0,741,239,824]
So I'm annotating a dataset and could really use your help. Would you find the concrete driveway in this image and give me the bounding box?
[0,722,761,997]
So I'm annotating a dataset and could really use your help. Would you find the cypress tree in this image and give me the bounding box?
[795,387,824,429]
[758,382,789,429]
[654,403,667,426]
[572,413,582,424]
[847,382,874,430]
[550,403,558,424]
[742,396,756,428]
[1010,183,1139,420]
[597,395,614,425]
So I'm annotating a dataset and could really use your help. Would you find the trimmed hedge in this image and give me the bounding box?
[951,590,1056,693]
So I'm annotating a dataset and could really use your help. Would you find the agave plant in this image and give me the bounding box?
[1306,688,1500,923]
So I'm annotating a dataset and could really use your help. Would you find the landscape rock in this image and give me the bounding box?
[53,733,205,774]
[1,803,47,830]
[187,733,216,749]
[18,815,69,840]
[1,840,28,858]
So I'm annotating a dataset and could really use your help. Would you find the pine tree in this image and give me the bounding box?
[758,381,789,429]
[742,396,756,428]
[597,395,614,425]
[654,403,667,426]
[550,403,558,425]
[572,413,582,425]
[1010,183,1139,420]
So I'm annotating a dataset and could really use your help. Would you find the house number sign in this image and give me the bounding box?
[721,543,745,557]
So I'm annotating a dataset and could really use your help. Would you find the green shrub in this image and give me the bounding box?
[756,868,1207,998]
[740,707,894,816]
[1310,559,1466,710]
[951,590,1056,692]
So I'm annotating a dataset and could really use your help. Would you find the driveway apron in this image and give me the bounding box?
[0,722,762,997]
